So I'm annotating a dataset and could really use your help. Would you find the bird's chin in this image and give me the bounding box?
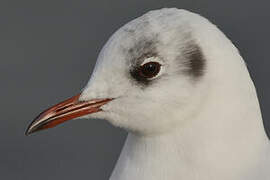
[89,110,131,131]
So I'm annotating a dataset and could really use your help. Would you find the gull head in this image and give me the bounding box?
[26,8,235,136]
[79,8,208,135]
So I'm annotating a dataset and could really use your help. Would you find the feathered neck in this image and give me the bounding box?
[110,80,269,180]
[109,45,270,180]
[110,10,270,180]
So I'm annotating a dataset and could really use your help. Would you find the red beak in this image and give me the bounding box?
[25,93,112,135]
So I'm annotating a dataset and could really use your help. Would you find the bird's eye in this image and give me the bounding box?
[139,62,161,78]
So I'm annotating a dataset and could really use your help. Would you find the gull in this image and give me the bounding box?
[26,8,270,180]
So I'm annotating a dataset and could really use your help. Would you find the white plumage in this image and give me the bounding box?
[27,8,270,180]
[81,8,270,180]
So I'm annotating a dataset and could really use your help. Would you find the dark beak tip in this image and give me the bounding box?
[25,127,42,136]
[25,131,30,136]
[25,127,33,136]
[25,121,40,136]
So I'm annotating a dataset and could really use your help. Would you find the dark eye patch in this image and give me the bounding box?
[126,37,160,85]
[130,65,151,85]
[125,26,205,87]
[129,54,159,85]
[130,60,161,85]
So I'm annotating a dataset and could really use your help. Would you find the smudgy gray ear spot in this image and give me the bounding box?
[183,43,205,78]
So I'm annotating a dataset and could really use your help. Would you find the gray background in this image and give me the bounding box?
[1,0,269,179]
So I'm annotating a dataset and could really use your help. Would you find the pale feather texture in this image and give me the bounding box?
[79,8,270,180]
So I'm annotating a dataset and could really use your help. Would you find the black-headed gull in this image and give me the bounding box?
[26,8,270,180]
